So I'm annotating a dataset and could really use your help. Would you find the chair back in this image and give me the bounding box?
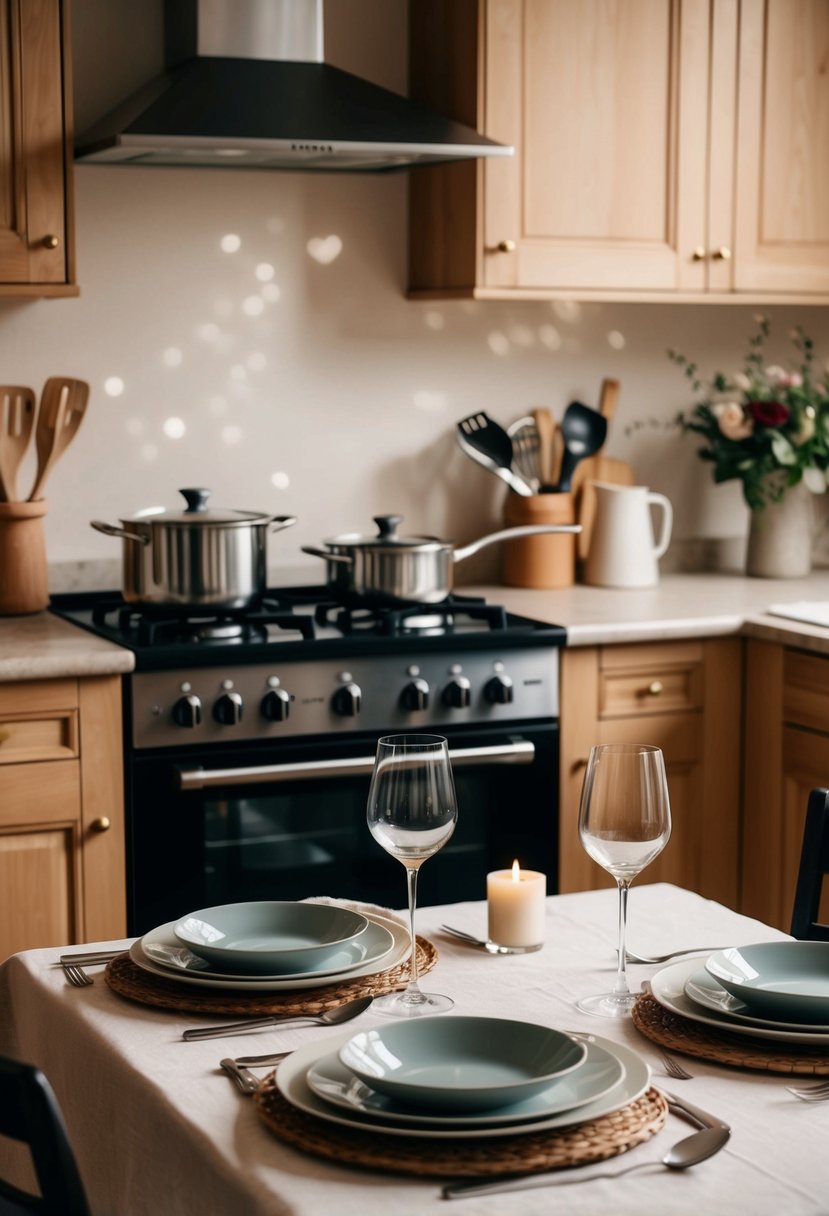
[0,1054,90,1216]
[790,787,829,942]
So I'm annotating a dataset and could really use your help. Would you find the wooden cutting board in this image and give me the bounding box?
[573,455,636,562]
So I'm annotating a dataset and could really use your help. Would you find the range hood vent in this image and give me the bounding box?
[75,0,512,172]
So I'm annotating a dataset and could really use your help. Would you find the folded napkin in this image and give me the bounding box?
[302,895,408,931]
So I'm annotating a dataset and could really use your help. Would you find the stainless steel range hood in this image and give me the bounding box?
[75,0,512,172]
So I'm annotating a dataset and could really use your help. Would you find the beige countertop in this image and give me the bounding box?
[5,571,829,682]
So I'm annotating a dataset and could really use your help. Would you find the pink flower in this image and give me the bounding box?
[765,365,803,389]
[715,401,753,440]
[747,399,790,427]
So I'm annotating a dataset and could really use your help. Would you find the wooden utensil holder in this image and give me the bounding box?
[0,499,49,614]
[502,492,576,589]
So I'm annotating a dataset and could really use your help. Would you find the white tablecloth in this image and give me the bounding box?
[1,883,826,1216]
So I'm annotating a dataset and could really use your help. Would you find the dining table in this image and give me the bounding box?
[0,882,826,1216]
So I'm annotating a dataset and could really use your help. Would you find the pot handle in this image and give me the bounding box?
[268,515,297,533]
[90,520,149,545]
[453,524,581,563]
[301,545,353,567]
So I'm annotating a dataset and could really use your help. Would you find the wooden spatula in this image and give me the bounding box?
[597,377,620,423]
[0,386,36,502]
[29,377,90,501]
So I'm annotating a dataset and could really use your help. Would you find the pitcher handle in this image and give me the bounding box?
[647,493,673,560]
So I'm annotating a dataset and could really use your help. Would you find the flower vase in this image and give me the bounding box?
[746,480,814,579]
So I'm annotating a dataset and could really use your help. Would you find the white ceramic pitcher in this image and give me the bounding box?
[584,482,673,588]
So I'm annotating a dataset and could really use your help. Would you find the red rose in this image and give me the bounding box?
[747,399,789,427]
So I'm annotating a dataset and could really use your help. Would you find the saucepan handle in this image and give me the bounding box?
[453,524,581,563]
[90,520,149,545]
[268,515,297,533]
[300,546,353,567]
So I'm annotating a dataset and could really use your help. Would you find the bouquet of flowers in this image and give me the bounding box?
[670,317,829,510]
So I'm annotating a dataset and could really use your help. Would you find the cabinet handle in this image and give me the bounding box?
[90,816,111,832]
[712,246,731,261]
[495,239,516,253]
[42,234,60,250]
[691,247,706,261]
[647,681,664,696]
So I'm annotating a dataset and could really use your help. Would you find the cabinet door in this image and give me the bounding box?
[734,0,829,294]
[0,0,72,291]
[483,0,710,292]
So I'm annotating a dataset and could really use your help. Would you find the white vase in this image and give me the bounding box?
[746,479,814,579]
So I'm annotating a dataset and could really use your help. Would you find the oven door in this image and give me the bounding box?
[126,722,558,934]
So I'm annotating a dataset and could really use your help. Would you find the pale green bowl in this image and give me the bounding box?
[705,941,829,1023]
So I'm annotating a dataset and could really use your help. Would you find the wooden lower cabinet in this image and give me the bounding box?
[559,639,741,907]
[0,676,125,959]
[743,641,829,932]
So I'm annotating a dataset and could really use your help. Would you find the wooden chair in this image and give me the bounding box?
[0,1054,90,1216]
[790,787,829,942]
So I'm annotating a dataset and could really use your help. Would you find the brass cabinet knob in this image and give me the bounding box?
[712,246,731,260]
[691,246,706,261]
[496,239,516,253]
[90,816,111,832]
[42,234,60,249]
[647,680,664,696]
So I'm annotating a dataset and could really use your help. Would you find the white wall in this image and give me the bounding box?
[2,0,828,587]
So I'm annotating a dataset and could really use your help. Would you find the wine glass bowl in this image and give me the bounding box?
[577,743,671,1018]
[367,733,458,1017]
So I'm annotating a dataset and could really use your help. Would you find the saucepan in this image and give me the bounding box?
[91,488,296,611]
[302,514,580,605]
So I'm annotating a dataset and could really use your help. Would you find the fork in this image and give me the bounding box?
[221,1051,292,1095]
[625,945,730,965]
[62,963,92,988]
[658,1047,693,1081]
[785,1079,829,1101]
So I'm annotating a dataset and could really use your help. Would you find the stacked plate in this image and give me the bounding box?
[275,1015,652,1140]
[129,900,407,992]
[649,941,829,1045]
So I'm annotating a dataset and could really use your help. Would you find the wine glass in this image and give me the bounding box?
[367,733,458,1017]
[576,743,671,1018]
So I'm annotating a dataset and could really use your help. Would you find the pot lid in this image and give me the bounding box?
[324,515,445,551]
[128,488,272,526]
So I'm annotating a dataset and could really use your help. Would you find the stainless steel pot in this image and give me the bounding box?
[301,514,580,605]
[91,488,296,611]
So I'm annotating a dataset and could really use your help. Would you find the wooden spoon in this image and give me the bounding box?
[531,407,559,488]
[29,377,90,502]
[597,377,620,423]
[0,386,36,502]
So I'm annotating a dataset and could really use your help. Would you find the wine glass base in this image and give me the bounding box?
[576,991,639,1019]
[371,991,454,1018]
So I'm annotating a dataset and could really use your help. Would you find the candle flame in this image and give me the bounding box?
[511,859,521,882]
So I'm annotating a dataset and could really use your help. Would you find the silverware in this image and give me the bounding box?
[58,949,123,965]
[182,994,374,1041]
[442,1122,730,1198]
[785,1079,829,1101]
[626,945,730,965]
[438,925,516,955]
[62,963,92,988]
[658,1048,693,1081]
[220,1050,293,1095]
[456,412,534,496]
[662,1090,731,1132]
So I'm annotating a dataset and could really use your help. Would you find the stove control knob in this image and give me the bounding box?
[442,676,471,709]
[401,678,430,711]
[261,688,291,722]
[172,694,202,728]
[485,674,514,705]
[333,682,362,717]
[213,691,244,726]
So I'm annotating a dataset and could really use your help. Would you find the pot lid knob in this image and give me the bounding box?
[179,488,211,514]
[374,514,403,539]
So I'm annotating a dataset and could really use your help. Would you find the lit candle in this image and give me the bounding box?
[487,860,546,949]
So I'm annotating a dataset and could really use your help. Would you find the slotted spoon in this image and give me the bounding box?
[457,412,533,496]
[29,377,90,501]
[0,386,36,502]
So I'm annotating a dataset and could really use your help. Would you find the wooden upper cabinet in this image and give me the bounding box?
[409,0,829,302]
[0,0,76,296]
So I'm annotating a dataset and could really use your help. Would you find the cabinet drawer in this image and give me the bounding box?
[0,679,78,715]
[783,650,829,734]
[599,643,703,717]
[0,759,80,826]
[0,709,79,764]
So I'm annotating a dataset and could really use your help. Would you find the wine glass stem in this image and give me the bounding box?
[404,865,421,997]
[613,879,632,996]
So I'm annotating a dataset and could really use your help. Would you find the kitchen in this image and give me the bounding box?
[2,1,829,1211]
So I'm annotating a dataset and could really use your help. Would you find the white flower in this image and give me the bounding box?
[733,372,752,392]
[793,406,816,444]
[714,401,753,440]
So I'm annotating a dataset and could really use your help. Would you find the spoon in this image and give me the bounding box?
[553,400,608,492]
[182,994,374,1041]
[442,1125,731,1198]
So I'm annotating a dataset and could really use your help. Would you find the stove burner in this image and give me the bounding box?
[313,592,506,637]
[90,599,316,646]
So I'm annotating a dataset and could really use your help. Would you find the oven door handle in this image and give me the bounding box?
[172,738,536,790]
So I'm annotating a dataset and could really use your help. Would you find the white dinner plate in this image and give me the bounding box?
[277,1029,650,1140]
[129,910,407,993]
[306,1038,624,1128]
[685,968,829,1034]
[650,957,829,1046]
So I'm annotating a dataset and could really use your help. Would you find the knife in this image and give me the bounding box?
[58,949,124,965]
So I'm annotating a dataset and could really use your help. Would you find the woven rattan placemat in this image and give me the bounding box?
[254,1076,667,1178]
[104,936,437,1017]
[633,992,829,1075]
